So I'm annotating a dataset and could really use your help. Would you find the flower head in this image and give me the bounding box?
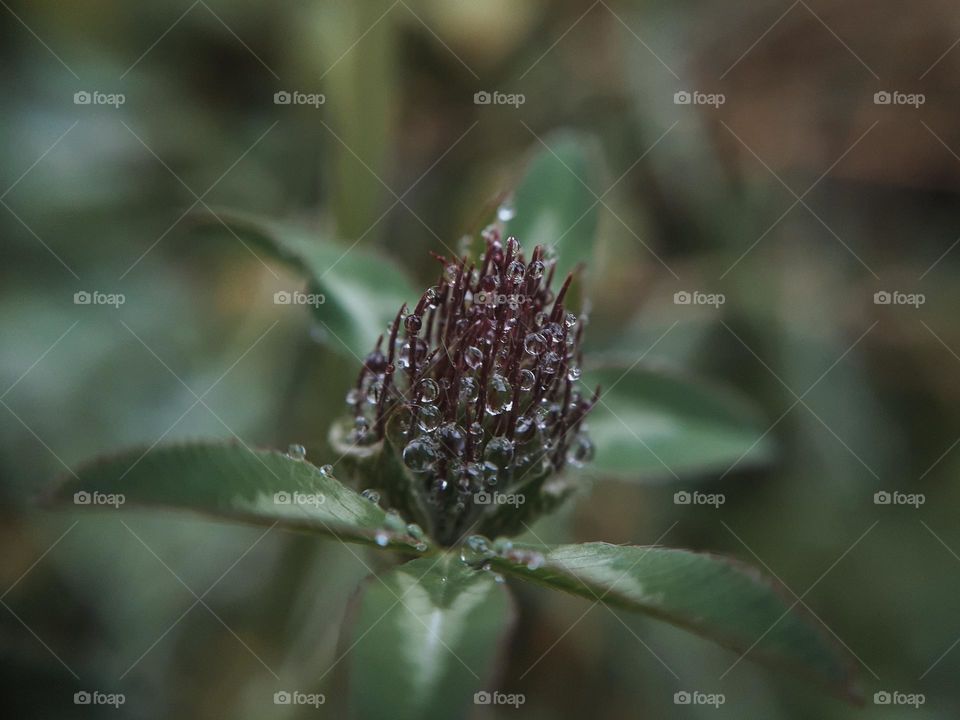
[335,230,598,544]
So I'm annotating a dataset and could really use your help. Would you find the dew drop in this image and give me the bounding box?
[374,531,389,547]
[415,378,440,403]
[528,260,545,280]
[436,422,466,455]
[485,375,513,415]
[403,437,439,473]
[567,365,582,382]
[361,489,381,504]
[459,376,479,403]
[496,201,516,222]
[484,436,515,468]
[464,346,484,370]
[404,314,422,334]
[286,444,306,461]
[506,260,525,284]
[319,464,334,477]
[564,311,578,329]
[460,534,495,564]
[384,510,406,532]
[524,333,547,355]
[518,368,536,391]
[416,404,442,433]
[566,432,596,468]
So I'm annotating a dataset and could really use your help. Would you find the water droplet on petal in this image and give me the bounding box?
[464,346,484,370]
[566,432,595,468]
[518,369,536,391]
[374,531,389,547]
[485,375,513,415]
[415,378,440,403]
[460,534,495,564]
[287,444,306,461]
[403,437,439,473]
[484,436,515,468]
[361,489,381,504]
[319,464,334,476]
[436,422,466,455]
[384,510,406,532]
[496,201,515,222]
[524,333,547,355]
[416,404,442,433]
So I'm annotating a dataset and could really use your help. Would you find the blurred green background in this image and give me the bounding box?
[2,0,959,717]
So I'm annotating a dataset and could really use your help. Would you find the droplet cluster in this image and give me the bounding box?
[343,229,598,544]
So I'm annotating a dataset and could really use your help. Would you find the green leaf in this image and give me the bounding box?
[45,442,431,552]
[504,131,600,281]
[584,365,774,481]
[349,554,515,720]
[490,542,857,699]
[194,209,415,358]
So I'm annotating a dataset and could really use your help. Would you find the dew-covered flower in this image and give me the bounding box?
[332,230,597,545]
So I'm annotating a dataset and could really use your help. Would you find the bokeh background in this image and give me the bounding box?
[2,0,959,717]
